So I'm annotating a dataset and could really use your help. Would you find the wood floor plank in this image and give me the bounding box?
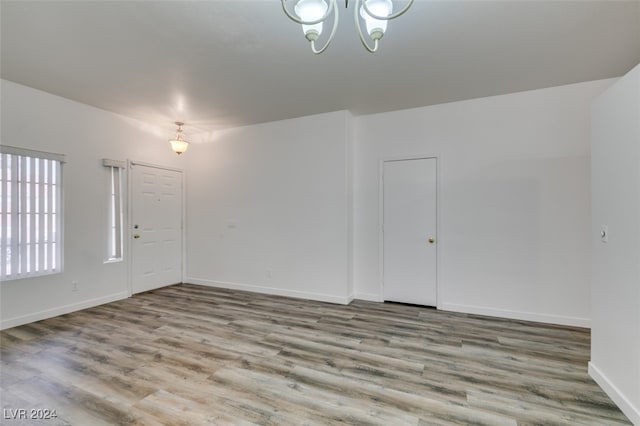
[0,283,632,425]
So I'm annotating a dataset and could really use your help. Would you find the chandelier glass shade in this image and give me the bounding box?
[281,0,413,53]
[295,0,329,40]
[169,121,189,155]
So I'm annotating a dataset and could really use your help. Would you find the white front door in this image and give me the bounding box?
[131,163,183,294]
[383,157,438,306]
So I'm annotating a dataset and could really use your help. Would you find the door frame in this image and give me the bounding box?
[379,154,441,308]
[127,160,186,296]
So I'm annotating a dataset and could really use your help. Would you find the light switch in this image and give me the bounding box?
[600,225,608,243]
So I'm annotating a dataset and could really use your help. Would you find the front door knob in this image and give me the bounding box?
[133,234,140,239]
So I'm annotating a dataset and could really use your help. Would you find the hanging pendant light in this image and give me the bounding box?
[281,0,413,54]
[169,121,189,155]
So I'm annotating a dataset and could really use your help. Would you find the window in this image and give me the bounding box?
[103,159,125,262]
[0,146,65,281]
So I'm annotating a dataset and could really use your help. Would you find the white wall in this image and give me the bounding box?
[185,111,353,304]
[589,64,640,425]
[2,76,623,334]
[353,79,614,327]
[0,80,186,329]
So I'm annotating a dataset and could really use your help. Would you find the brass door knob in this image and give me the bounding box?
[428,237,435,244]
[133,234,140,239]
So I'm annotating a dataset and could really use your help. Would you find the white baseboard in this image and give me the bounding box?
[1,291,129,330]
[354,292,383,302]
[439,302,590,328]
[187,277,352,305]
[589,362,640,425]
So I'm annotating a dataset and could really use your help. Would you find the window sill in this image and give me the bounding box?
[1,270,63,282]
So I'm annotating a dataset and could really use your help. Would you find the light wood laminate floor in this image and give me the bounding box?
[0,284,631,425]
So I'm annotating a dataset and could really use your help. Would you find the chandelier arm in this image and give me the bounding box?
[281,0,337,26]
[310,3,340,54]
[354,0,380,53]
[361,0,414,21]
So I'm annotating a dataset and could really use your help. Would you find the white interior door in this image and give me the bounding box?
[383,157,437,306]
[131,163,183,294]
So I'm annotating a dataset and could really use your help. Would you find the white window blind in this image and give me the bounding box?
[103,159,125,262]
[1,146,65,281]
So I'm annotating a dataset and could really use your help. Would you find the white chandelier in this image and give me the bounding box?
[281,0,413,54]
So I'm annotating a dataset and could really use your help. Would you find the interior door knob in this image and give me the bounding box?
[428,237,435,244]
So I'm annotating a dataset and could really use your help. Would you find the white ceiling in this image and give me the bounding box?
[1,0,639,138]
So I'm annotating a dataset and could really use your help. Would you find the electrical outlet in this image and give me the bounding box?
[72,280,79,292]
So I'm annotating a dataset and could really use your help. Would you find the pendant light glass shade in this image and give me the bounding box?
[295,0,329,39]
[360,0,393,38]
[169,122,189,155]
[169,139,189,155]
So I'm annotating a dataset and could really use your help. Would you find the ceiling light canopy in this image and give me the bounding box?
[282,0,413,54]
[169,121,189,155]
